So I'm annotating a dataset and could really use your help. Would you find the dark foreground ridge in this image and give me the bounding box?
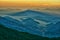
[0,24,60,40]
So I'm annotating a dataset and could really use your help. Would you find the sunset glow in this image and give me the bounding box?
[0,0,60,7]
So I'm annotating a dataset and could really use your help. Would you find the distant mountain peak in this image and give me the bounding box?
[8,10,47,16]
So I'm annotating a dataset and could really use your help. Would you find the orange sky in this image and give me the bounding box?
[0,0,60,7]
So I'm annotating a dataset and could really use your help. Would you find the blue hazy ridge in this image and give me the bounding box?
[9,10,60,23]
[0,10,60,38]
[0,16,43,36]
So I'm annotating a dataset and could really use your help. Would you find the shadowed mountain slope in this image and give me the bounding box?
[0,24,60,40]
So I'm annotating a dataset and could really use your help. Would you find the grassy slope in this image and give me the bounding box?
[0,24,60,40]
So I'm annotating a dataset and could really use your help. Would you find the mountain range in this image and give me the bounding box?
[0,10,60,38]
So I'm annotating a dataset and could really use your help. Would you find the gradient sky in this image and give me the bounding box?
[0,0,60,7]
